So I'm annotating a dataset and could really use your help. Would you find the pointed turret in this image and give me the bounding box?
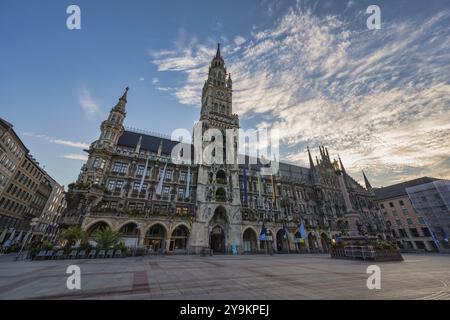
[135,135,142,154]
[307,146,315,170]
[363,170,373,191]
[338,155,347,175]
[113,87,129,114]
[157,139,163,156]
[227,73,232,89]
[215,43,221,59]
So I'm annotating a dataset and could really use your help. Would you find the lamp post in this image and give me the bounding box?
[15,217,39,261]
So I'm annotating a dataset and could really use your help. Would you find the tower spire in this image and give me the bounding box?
[363,170,373,191]
[307,146,315,170]
[338,154,346,175]
[113,86,129,113]
[216,43,221,58]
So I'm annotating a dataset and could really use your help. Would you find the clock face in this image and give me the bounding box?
[216,90,224,97]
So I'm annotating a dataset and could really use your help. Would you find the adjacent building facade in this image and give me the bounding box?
[65,45,387,254]
[374,177,443,252]
[0,118,66,245]
[406,180,450,253]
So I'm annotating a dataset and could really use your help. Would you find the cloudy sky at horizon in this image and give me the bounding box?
[1,0,449,189]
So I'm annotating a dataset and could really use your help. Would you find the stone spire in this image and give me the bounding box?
[338,155,346,175]
[113,87,129,114]
[227,73,232,88]
[135,135,142,154]
[362,170,373,191]
[157,139,163,156]
[216,43,221,58]
[307,146,315,170]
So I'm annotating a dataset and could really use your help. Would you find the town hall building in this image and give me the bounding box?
[64,45,387,254]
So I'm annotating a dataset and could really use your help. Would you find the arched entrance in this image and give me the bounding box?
[209,206,228,253]
[308,233,319,253]
[144,224,167,253]
[321,233,330,253]
[87,221,109,238]
[119,222,139,247]
[243,228,257,253]
[210,225,225,253]
[259,230,274,253]
[170,225,189,252]
[276,229,285,252]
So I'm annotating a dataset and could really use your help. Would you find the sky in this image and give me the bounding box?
[0,0,449,189]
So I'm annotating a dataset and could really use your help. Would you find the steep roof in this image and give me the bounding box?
[117,130,311,179]
[374,177,439,200]
[117,130,191,156]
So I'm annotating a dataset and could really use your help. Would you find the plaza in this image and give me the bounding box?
[0,253,449,300]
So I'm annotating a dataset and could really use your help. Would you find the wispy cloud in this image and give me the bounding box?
[23,132,90,149]
[234,35,246,46]
[78,86,102,120]
[150,5,450,187]
[62,153,88,161]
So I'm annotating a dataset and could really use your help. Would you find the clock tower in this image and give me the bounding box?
[189,44,242,254]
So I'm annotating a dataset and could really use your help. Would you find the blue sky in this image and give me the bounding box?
[1,0,449,189]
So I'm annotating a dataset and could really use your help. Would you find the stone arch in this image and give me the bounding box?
[118,221,140,247]
[242,227,258,253]
[85,220,112,237]
[276,228,287,252]
[169,224,190,251]
[208,206,229,253]
[144,223,168,253]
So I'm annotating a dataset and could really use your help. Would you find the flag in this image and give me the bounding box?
[299,222,306,239]
[138,155,149,192]
[22,231,31,246]
[430,229,440,248]
[185,166,191,198]
[283,224,289,240]
[257,171,264,208]
[155,163,167,196]
[270,174,276,205]
[8,228,16,241]
[443,231,449,243]
[243,165,248,206]
[260,222,267,240]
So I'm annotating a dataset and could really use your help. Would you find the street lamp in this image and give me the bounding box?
[15,217,39,261]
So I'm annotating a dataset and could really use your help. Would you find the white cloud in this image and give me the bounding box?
[234,35,246,46]
[150,7,450,186]
[139,77,145,81]
[62,153,88,161]
[23,132,90,149]
[78,86,101,120]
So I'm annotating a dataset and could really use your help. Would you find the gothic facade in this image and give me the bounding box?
[65,45,387,254]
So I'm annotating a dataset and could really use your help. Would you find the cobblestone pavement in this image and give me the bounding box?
[0,253,449,300]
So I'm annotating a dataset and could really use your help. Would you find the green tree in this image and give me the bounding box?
[59,225,86,247]
[94,226,121,249]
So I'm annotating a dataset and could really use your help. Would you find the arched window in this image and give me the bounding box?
[215,187,226,202]
[216,170,226,184]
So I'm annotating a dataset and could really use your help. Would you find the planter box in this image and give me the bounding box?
[331,246,403,262]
